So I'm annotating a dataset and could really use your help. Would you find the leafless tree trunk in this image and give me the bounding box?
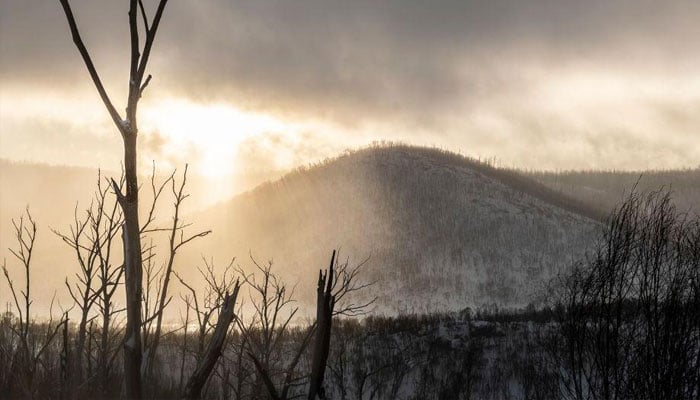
[54,171,125,395]
[58,1,170,397]
[241,256,316,399]
[60,313,70,400]
[245,251,374,400]
[308,251,336,400]
[178,304,191,393]
[175,258,241,399]
[183,283,241,400]
[54,171,119,387]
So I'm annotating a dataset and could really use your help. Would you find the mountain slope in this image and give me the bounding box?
[195,145,601,313]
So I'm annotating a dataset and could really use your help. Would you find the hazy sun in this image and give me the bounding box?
[141,98,293,178]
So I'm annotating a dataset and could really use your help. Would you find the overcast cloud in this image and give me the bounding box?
[1,0,699,172]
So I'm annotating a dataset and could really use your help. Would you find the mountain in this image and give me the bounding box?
[4,147,695,316]
[194,145,601,313]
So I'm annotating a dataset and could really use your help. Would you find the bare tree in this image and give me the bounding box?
[553,189,700,400]
[309,250,375,400]
[58,1,170,396]
[53,171,124,390]
[2,209,65,398]
[143,165,211,379]
[176,258,242,399]
[245,250,375,400]
[183,283,241,400]
[307,252,337,400]
[239,256,313,400]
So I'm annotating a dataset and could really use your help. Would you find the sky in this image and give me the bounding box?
[1,0,699,179]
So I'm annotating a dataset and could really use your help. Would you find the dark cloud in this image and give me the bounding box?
[155,0,700,126]
[3,1,699,114]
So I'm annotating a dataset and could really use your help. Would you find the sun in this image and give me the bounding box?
[140,98,291,178]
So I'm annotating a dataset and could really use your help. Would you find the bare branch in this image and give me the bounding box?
[58,0,125,136]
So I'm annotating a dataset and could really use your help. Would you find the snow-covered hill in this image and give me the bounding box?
[195,145,601,313]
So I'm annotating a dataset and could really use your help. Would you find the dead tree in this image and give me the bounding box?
[554,189,700,400]
[183,284,241,400]
[310,251,375,400]
[58,1,170,397]
[178,303,192,393]
[307,251,336,400]
[239,256,311,399]
[53,170,124,389]
[2,209,64,398]
[55,203,97,386]
[60,312,70,400]
[93,173,126,395]
[176,258,242,399]
[2,210,37,366]
[143,165,211,379]
[247,250,375,400]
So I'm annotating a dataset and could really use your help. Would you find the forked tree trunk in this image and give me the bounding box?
[58,1,170,397]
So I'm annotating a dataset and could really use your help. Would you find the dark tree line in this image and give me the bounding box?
[553,189,700,400]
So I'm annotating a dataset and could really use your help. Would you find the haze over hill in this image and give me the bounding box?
[530,169,700,216]
[2,145,698,315]
[193,145,601,313]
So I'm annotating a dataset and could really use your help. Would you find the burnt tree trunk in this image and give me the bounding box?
[120,134,144,399]
[60,314,70,400]
[182,283,241,400]
[308,251,336,400]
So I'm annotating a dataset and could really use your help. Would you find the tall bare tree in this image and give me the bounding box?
[59,1,170,397]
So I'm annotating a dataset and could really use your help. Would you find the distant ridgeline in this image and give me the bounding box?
[528,168,700,217]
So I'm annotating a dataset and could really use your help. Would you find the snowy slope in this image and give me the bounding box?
[195,145,601,313]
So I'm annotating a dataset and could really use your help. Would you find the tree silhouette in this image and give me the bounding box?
[58,1,170,397]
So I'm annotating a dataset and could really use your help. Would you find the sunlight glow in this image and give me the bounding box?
[140,98,302,177]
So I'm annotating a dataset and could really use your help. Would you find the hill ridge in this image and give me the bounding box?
[233,144,606,222]
[194,144,600,313]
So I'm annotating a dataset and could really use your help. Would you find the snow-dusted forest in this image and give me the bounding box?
[2,146,698,399]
